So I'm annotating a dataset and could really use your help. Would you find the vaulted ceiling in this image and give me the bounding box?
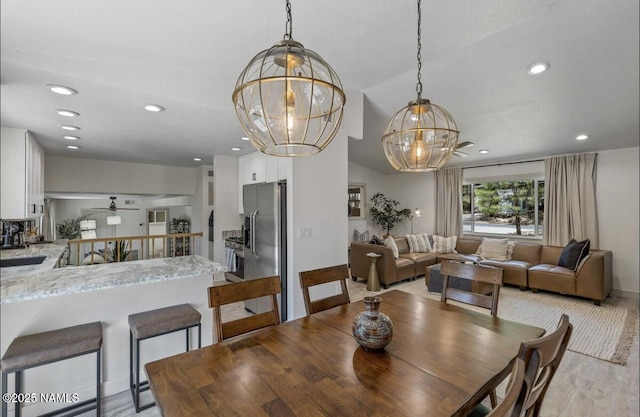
[1,0,638,175]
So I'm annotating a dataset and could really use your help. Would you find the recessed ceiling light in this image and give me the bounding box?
[240,137,250,141]
[143,104,165,112]
[576,134,590,141]
[61,125,80,131]
[63,136,80,141]
[193,158,202,161]
[478,149,490,154]
[527,62,550,75]
[46,84,77,95]
[56,109,79,117]
[66,145,80,150]
[231,147,241,151]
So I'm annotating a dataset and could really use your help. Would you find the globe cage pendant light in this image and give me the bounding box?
[232,0,346,157]
[382,0,459,172]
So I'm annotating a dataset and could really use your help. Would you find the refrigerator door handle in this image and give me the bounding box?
[251,209,259,258]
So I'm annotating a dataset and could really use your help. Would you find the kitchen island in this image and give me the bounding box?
[1,247,225,415]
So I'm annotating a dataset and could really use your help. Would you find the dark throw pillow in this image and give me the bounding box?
[558,239,591,271]
[369,235,385,245]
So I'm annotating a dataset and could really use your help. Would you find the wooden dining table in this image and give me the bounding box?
[145,290,544,417]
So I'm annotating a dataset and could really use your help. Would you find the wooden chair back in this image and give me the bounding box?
[208,276,281,343]
[298,264,351,316]
[440,260,504,316]
[486,358,527,417]
[517,314,573,417]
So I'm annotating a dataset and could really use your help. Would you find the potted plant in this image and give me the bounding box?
[111,240,131,262]
[368,192,412,237]
[56,217,81,240]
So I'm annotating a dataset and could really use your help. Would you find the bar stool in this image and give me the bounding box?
[1,322,103,417]
[128,303,201,412]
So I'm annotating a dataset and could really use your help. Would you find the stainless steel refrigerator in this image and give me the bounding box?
[243,181,287,321]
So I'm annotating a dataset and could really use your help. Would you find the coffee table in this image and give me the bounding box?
[426,263,493,295]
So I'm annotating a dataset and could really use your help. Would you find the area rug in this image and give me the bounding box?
[350,278,638,365]
[495,287,638,365]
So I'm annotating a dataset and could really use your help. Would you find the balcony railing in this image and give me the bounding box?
[67,232,203,266]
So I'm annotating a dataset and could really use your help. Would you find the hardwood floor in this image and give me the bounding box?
[85,278,639,417]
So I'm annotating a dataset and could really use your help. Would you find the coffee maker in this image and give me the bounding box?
[1,220,23,249]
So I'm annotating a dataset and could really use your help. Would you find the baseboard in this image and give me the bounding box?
[611,288,639,300]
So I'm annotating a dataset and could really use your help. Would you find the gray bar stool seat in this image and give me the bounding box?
[128,303,201,412]
[1,322,103,417]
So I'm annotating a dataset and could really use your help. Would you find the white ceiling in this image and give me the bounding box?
[1,0,638,175]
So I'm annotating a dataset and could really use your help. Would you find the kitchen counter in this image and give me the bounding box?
[1,254,225,304]
[1,253,226,411]
[0,241,68,276]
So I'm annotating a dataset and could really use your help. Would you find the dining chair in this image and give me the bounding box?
[298,264,351,316]
[440,260,504,407]
[516,313,573,417]
[207,276,281,343]
[469,358,527,417]
[471,313,573,417]
[440,260,503,316]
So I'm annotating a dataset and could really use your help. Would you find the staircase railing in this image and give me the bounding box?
[67,232,203,266]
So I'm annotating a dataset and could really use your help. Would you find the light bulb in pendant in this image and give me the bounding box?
[286,89,296,134]
[414,129,425,159]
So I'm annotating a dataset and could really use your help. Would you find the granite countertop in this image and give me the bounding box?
[0,241,68,276]
[1,253,225,304]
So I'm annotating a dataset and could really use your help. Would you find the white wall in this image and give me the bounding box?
[347,163,433,239]
[287,92,358,319]
[45,155,197,196]
[596,147,639,297]
[384,173,435,237]
[212,156,240,265]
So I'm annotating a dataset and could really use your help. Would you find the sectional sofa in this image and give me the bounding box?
[350,236,612,305]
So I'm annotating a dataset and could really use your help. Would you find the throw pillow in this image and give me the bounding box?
[384,236,399,258]
[369,235,385,245]
[353,229,370,243]
[406,234,419,253]
[558,239,591,271]
[418,233,432,253]
[506,241,516,260]
[477,237,509,261]
[431,235,457,254]
[407,234,432,253]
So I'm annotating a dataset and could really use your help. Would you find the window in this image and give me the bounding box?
[463,179,544,237]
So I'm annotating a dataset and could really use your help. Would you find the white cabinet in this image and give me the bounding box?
[238,152,291,213]
[1,128,44,218]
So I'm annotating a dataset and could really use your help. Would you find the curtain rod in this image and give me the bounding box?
[461,152,598,170]
[462,159,544,170]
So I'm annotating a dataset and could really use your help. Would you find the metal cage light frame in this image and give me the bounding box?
[382,0,459,172]
[232,1,346,157]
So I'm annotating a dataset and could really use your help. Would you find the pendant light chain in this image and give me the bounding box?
[416,0,423,100]
[284,0,293,40]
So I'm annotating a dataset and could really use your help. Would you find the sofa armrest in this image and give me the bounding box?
[350,243,394,281]
[575,250,612,301]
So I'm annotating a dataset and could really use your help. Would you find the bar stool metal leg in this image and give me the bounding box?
[1,372,7,417]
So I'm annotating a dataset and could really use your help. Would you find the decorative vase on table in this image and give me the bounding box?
[352,296,394,350]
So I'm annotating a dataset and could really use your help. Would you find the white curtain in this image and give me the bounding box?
[43,199,56,241]
[543,153,598,248]
[434,168,463,237]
